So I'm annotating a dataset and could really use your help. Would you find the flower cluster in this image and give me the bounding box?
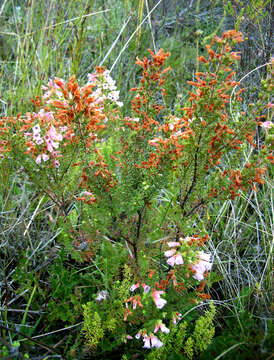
[154,320,170,334]
[0,116,12,158]
[164,238,212,282]
[0,67,123,209]
[152,289,167,309]
[164,242,184,266]
[134,30,272,205]
[124,235,213,349]
[130,283,150,293]
[135,331,163,349]
[129,48,171,133]
[191,252,212,281]
[87,66,123,107]
[24,119,66,168]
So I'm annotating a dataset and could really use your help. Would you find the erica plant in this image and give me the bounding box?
[0,29,272,357]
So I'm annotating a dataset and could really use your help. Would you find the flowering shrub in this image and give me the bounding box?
[0,29,272,357]
[122,235,213,352]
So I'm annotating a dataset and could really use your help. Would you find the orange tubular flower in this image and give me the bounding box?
[147,48,170,67]
[197,56,207,63]
[230,52,241,60]
[206,44,215,59]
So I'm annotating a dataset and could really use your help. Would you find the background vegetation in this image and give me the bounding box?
[0,0,273,359]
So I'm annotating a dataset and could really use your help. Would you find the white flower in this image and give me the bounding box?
[154,320,170,334]
[167,242,180,247]
[192,251,212,281]
[95,290,110,302]
[150,334,163,348]
[143,335,151,349]
[152,290,167,309]
[164,249,176,257]
[130,283,140,292]
[35,153,49,164]
[32,124,41,134]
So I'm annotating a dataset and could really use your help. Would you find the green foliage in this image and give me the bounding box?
[200,311,274,360]
[147,303,216,360]
[0,341,29,359]
[184,337,194,360]
[82,309,104,349]
[46,254,85,324]
[193,302,216,353]
[12,250,94,329]
[81,265,132,354]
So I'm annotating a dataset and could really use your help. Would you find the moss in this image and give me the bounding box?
[184,336,194,359]
[193,302,216,353]
[81,265,132,352]
[81,307,104,350]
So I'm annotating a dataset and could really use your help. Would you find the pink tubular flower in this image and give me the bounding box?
[33,134,40,139]
[192,251,212,281]
[35,137,43,145]
[165,251,184,267]
[130,283,140,292]
[47,126,63,141]
[45,136,59,152]
[42,153,50,161]
[36,153,49,164]
[52,150,61,158]
[143,335,151,349]
[154,320,170,334]
[173,312,182,325]
[150,334,163,348]
[35,155,42,164]
[38,109,54,122]
[53,159,60,168]
[136,332,164,349]
[87,73,97,83]
[260,121,273,130]
[164,249,176,257]
[142,283,150,293]
[83,191,94,197]
[130,283,150,293]
[152,289,167,309]
[168,241,180,247]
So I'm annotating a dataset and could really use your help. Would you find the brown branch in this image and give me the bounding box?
[184,199,206,218]
[180,133,202,214]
